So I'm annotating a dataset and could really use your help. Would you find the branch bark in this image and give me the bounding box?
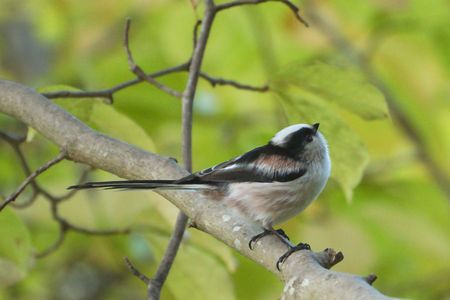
[0,79,397,299]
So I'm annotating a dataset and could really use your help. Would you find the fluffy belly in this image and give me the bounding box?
[224,175,326,228]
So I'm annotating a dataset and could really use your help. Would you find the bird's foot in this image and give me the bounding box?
[276,242,311,271]
[249,228,290,250]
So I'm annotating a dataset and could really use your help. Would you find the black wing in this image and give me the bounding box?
[178,144,306,184]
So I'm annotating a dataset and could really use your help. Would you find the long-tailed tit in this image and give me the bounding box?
[70,123,331,270]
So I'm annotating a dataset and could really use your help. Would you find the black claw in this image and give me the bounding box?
[276,242,311,271]
[299,242,311,250]
[249,228,291,250]
[248,229,271,250]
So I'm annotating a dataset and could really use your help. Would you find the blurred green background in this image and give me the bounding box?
[0,0,449,299]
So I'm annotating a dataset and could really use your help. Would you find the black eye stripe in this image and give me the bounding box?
[288,127,315,140]
[282,127,315,151]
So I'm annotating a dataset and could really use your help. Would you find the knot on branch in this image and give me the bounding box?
[363,274,378,285]
[313,248,344,269]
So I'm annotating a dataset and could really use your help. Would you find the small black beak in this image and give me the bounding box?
[312,123,320,133]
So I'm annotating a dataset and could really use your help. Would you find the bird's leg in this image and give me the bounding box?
[276,242,311,271]
[248,227,311,271]
[249,227,292,250]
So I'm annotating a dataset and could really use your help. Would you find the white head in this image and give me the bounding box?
[270,123,329,163]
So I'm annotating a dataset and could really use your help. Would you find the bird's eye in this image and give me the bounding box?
[306,135,313,142]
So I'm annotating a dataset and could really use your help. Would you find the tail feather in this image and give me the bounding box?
[68,180,212,191]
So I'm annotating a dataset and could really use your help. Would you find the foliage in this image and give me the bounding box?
[270,61,389,200]
[0,0,449,299]
[0,209,32,288]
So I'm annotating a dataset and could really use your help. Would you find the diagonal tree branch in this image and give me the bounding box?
[0,79,396,300]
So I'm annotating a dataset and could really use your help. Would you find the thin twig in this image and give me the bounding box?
[148,213,189,299]
[148,1,217,299]
[69,223,130,235]
[125,257,150,284]
[215,0,309,27]
[199,72,269,91]
[56,168,92,202]
[41,64,268,100]
[193,20,202,49]
[10,190,39,209]
[124,19,182,98]
[35,220,128,258]
[0,151,66,212]
[0,130,26,144]
[42,62,190,101]
[0,130,44,208]
[36,198,129,257]
[35,223,68,258]
[0,131,32,180]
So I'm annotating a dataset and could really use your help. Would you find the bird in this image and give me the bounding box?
[69,123,331,270]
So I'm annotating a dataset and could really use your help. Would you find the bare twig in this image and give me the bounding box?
[200,72,269,91]
[0,151,66,212]
[215,0,309,27]
[125,257,150,284]
[193,19,202,49]
[124,19,182,98]
[35,223,68,258]
[35,196,129,258]
[42,62,190,101]
[10,190,39,209]
[1,132,94,210]
[35,219,129,258]
[43,90,114,103]
[56,168,92,202]
[148,1,217,299]
[68,223,130,235]
[41,61,265,100]
[0,130,26,144]
[0,130,43,208]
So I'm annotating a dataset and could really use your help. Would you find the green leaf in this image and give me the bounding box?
[88,102,155,151]
[0,209,33,287]
[271,61,389,120]
[148,235,236,300]
[189,230,238,273]
[25,127,37,143]
[275,90,369,201]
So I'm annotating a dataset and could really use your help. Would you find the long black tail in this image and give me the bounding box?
[68,180,211,191]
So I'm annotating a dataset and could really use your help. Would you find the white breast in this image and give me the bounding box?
[224,157,330,228]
